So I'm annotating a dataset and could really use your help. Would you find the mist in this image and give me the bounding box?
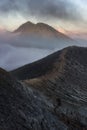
[0,43,53,71]
[0,31,87,71]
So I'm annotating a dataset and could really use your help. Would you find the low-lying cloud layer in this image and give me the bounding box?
[0,43,52,70]
[0,32,87,71]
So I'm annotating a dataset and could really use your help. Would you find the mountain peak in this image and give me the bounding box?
[14,21,70,39]
[22,21,35,26]
[14,21,35,33]
[36,22,51,27]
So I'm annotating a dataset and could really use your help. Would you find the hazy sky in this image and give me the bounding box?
[0,0,87,33]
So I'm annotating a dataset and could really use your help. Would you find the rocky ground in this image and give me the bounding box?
[0,68,67,130]
[0,46,87,129]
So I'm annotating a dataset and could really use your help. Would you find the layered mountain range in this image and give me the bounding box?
[0,46,87,129]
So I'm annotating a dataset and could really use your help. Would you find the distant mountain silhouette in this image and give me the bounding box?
[14,21,71,39]
[11,46,87,129]
[13,21,75,50]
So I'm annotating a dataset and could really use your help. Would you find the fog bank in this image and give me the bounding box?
[0,32,87,71]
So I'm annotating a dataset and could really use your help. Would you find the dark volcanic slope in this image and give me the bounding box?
[11,46,87,80]
[0,68,67,130]
[11,46,87,129]
[11,49,61,80]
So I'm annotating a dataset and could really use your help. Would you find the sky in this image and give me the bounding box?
[0,0,87,35]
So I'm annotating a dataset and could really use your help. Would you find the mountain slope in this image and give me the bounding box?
[0,68,68,130]
[14,21,71,40]
[11,48,62,80]
[11,46,87,80]
[13,21,75,50]
[11,46,87,129]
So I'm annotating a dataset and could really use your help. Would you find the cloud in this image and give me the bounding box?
[0,43,52,71]
[0,0,84,23]
[0,31,87,71]
[27,0,82,22]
